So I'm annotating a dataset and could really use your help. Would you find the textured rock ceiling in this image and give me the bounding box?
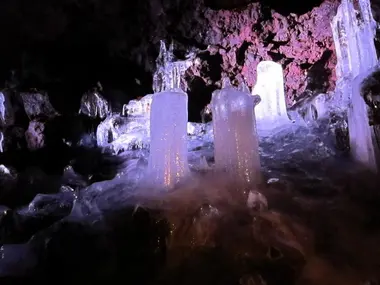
[0,0,343,120]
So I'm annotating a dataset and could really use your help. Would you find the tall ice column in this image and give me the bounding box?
[147,41,191,189]
[332,0,379,171]
[212,79,262,188]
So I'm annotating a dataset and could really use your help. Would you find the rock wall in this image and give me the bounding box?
[0,0,340,116]
[182,1,339,106]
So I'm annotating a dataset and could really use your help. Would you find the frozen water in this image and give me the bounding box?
[0,131,3,153]
[122,94,153,117]
[252,61,290,131]
[147,90,190,189]
[153,40,193,92]
[348,68,379,171]
[211,79,262,188]
[96,114,149,152]
[331,0,378,108]
[332,0,379,170]
[0,91,15,128]
[79,91,110,119]
[0,92,5,123]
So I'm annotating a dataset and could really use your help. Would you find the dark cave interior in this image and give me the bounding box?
[0,0,327,121]
[2,0,380,284]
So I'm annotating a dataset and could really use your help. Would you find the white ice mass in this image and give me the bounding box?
[146,41,191,189]
[332,0,379,171]
[211,79,262,188]
[147,90,190,189]
[252,61,289,131]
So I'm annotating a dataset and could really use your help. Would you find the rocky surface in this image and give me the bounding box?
[0,0,340,119]
[185,0,339,106]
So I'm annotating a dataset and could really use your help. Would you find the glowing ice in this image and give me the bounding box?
[211,79,262,188]
[0,92,5,123]
[146,41,191,189]
[0,132,3,153]
[332,0,379,170]
[147,90,189,189]
[153,40,193,93]
[348,69,379,171]
[122,95,152,117]
[79,91,109,119]
[331,0,378,107]
[252,61,289,129]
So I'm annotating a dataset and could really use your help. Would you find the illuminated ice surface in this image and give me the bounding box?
[122,94,152,117]
[252,61,290,131]
[332,0,379,170]
[153,40,193,93]
[146,90,190,189]
[0,91,15,128]
[79,91,110,119]
[212,79,262,188]
[348,68,379,171]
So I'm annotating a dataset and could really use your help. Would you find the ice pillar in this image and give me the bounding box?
[332,0,379,171]
[331,0,378,107]
[211,79,262,188]
[146,41,191,189]
[148,90,189,188]
[348,70,378,171]
[252,61,289,130]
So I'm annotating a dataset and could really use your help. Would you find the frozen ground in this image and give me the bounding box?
[1,112,379,285]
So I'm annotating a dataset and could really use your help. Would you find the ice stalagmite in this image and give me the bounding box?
[148,91,189,188]
[147,41,191,189]
[252,61,289,131]
[349,69,378,171]
[332,0,379,171]
[332,0,378,106]
[211,79,262,188]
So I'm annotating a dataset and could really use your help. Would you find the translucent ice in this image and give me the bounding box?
[0,92,5,123]
[122,94,153,117]
[252,61,289,130]
[153,40,193,93]
[147,90,190,189]
[79,91,110,119]
[332,0,379,170]
[0,91,15,128]
[331,0,378,107]
[348,68,379,171]
[0,132,3,153]
[96,114,149,152]
[211,79,262,188]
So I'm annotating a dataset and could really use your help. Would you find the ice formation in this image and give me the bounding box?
[122,95,152,117]
[145,41,192,189]
[332,0,377,85]
[152,40,193,93]
[0,92,5,123]
[0,91,15,128]
[96,114,149,152]
[147,90,189,189]
[348,69,379,171]
[0,131,3,153]
[79,91,109,119]
[252,61,289,130]
[332,0,379,171]
[211,79,262,188]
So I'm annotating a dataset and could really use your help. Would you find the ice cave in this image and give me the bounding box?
[1,0,380,284]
